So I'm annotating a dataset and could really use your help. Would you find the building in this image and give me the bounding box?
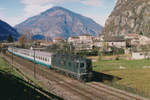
[92,36,103,48]
[132,52,150,59]
[125,34,140,46]
[53,37,63,43]
[68,36,80,44]
[139,35,150,45]
[79,34,93,43]
[125,33,150,46]
[125,34,139,39]
[132,52,145,59]
[105,36,126,48]
[40,41,53,46]
[68,34,93,50]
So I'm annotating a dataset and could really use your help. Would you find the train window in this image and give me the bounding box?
[68,62,71,66]
[45,58,47,61]
[64,61,66,65]
[61,61,64,65]
[80,63,84,68]
[76,63,79,68]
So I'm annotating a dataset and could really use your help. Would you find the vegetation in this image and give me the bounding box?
[93,59,150,71]
[18,35,27,48]
[75,49,98,57]
[101,47,125,56]
[93,59,150,98]
[0,56,63,100]
[7,34,14,42]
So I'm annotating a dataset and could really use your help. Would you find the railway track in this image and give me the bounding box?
[2,52,149,100]
[3,52,102,100]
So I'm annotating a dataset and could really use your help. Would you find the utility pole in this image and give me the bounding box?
[12,47,13,67]
[1,47,2,56]
[34,49,36,78]
[33,48,36,98]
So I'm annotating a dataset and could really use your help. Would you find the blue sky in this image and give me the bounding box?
[0,0,117,26]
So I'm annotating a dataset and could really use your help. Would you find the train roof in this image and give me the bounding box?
[34,51,53,57]
[53,53,88,61]
[10,47,53,57]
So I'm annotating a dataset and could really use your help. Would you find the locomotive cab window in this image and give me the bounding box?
[80,63,85,68]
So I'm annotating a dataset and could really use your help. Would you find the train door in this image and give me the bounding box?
[78,62,86,74]
[77,62,86,80]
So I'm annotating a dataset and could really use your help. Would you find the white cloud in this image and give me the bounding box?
[2,17,24,26]
[0,8,6,21]
[21,0,53,18]
[81,0,103,7]
[0,12,6,21]
[24,4,53,17]
[0,8,5,10]
[21,0,104,9]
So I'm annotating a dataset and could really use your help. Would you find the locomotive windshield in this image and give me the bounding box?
[80,63,85,68]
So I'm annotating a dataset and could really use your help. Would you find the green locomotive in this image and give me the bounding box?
[51,53,93,81]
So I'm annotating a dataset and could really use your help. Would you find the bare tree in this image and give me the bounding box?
[24,29,33,42]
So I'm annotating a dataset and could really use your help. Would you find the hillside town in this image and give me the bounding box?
[2,33,150,60]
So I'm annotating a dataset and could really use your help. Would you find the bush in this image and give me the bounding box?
[76,49,99,56]
[115,57,119,60]
[102,47,125,56]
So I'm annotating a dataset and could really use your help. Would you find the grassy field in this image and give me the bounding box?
[93,59,150,98]
[0,56,63,100]
[0,56,22,78]
[93,59,150,71]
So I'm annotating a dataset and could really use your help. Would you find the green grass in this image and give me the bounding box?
[0,56,22,78]
[93,59,150,71]
[93,59,150,98]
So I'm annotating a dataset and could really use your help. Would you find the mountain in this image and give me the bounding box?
[0,20,20,41]
[15,6,103,39]
[102,0,150,39]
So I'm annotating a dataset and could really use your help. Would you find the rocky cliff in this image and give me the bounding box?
[15,6,103,39]
[102,0,150,39]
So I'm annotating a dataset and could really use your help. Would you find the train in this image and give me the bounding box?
[8,47,93,81]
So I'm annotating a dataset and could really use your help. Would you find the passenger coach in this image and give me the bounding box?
[8,47,52,68]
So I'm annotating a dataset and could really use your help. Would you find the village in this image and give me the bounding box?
[1,33,150,60]
[3,33,150,60]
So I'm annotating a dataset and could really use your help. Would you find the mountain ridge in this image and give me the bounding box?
[15,6,103,39]
[0,19,20,41]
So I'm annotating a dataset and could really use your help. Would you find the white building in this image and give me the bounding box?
[68,34,93,50]
[105,36,126,48]
[132,52,150,59]
[139,36,150,45]
[132,52,145,59]
[53,37,63,43]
